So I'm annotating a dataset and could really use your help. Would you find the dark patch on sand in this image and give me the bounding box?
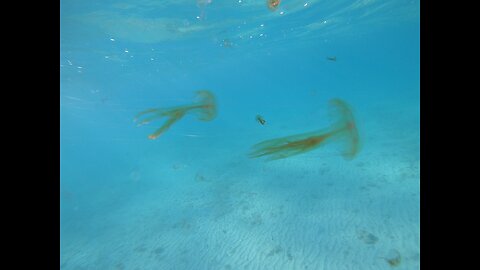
[266,245,283,257]
[357,230,379,244]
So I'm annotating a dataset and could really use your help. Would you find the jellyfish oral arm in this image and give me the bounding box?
[148,111,186,140]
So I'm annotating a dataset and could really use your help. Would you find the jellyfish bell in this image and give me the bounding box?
[328,99,361,159]
[193,90,217,121]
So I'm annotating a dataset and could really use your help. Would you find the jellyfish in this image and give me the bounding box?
[267,0,281,11]
[249,99,360,160]
[134,90,217,140]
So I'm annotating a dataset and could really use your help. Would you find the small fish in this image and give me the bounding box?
[256,115,266,125]
[327,56,337,61]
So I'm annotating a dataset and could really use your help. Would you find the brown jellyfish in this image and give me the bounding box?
[134,90,217,140]
[249,98,360,160]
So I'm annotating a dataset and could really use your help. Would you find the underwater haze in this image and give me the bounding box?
[60,0,420,269]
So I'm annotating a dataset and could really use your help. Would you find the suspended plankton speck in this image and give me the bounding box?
[238,0,242,3]
[77,66,83,69]
[124,49,129,53]
[260,24,264,27]
[259,33,264,37]
[304,3,308,7]
[67,60,73,65]
[280,11,284,15]
[196,16,201,19]
[105,56,110,59]
[110,38,115,41]
[250,35,253,39]
[151,58,155,61]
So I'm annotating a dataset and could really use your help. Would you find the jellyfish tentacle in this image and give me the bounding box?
[148,110,187,140]
[134,108,162,122]
[135,110,167,126]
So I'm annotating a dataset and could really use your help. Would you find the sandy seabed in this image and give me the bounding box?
[60,105,419,270]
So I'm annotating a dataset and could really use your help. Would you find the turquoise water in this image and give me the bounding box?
[60,1,420,269]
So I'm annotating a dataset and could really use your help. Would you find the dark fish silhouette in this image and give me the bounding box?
[256,115,266,125]
[327,56,337,61]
